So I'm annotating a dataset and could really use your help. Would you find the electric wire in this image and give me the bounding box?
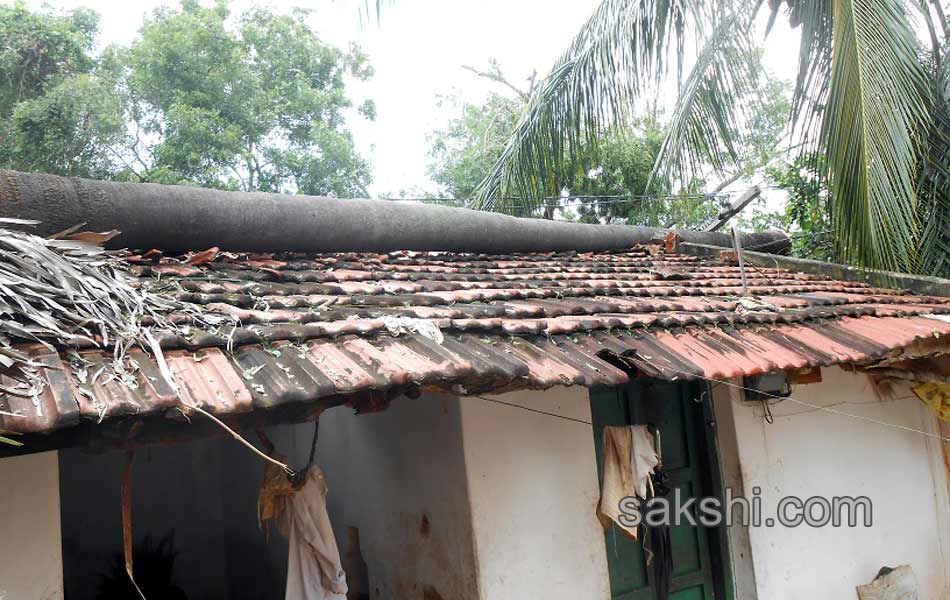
[468,367,950,443]
[381,186,792,207]
[673,369,950,442]
[382,193,735,213]
[471,394,593,425]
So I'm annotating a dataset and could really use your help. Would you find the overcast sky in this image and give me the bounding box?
[27,0,801,198]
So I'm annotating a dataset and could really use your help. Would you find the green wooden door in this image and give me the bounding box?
[590,380,729,600]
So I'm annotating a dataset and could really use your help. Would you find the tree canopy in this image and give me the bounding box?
[428,60,790,229]
[0,3,122,178]
[428,92,724,227]
[0,1,374,197]
[428,92,522,201]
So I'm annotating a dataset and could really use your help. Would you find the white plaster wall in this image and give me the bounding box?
[0,451,63,600]
[458,387,611,600]
[715,366,950,600]
[317,394,480,600]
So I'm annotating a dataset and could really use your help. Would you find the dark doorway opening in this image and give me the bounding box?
[57,428,309,600]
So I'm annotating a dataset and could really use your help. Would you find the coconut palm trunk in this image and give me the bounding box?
[0,169,789,254]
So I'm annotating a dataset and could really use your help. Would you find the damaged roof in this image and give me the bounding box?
[3,243,950,439]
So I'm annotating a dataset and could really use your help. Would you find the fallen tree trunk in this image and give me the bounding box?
[0,170,791,254]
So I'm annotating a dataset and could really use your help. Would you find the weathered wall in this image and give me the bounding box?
[49,369,950,600]
[0,451,63,600]
[714,365,950,599]
[315,387,613,600]
[458,387,611,600]
[316,394,480,600]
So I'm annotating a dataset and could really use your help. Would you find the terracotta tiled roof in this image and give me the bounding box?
[3,245,950,437]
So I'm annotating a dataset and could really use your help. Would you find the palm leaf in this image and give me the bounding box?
[0,434,22,447]
[919,46,950,277]
[472,0,701,212]
[800,0,930,271]
[358,0,391,25]
[783,0,835,171]
[651,13,761,189]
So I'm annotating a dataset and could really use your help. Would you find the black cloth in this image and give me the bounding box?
[641,467,673,600]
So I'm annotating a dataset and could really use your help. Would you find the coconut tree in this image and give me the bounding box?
[472,0,950,276]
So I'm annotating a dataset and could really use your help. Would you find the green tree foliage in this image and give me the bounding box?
[773,163,834,262]
[428,96,719,226]
[428,92,522,200]
[0,2,97,110]
[430,60,790,229]
[0,3,123,177]
[6,73,125,178]
[0,1,373,197]
[568,119,717,227]
[718,73,791,189]
[753,155,835,262]
[572,73,791,227]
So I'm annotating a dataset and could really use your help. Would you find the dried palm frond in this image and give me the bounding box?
[0,220,228,442]
[0,220,179,354]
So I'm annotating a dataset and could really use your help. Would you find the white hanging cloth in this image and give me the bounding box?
[281,466,348,600]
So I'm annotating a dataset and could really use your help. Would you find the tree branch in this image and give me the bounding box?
[527,68,538,96]
[462,61,530,101]
[106,148,144,182]
[710,169,745,194]
[229,164,247,190]
[127,117,153,177]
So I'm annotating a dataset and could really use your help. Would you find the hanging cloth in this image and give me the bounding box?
[641,465,673,600]
[629,426,659,499]
[257,423,347,600]
[282,466,348,600]
[597,425,659,539]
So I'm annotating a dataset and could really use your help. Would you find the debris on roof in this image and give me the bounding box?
[0,219,151,356]
[2,243,950,442]
[0,221,237,440]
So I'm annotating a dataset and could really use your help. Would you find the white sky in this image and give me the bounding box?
[26,0,802,199]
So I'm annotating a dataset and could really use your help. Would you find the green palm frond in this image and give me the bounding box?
[919,46,950,277]
[473,0,701,212]
[651,13,760,188]
[811,0,930,271]
[471,0,944,275]
[784,0,835,161]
